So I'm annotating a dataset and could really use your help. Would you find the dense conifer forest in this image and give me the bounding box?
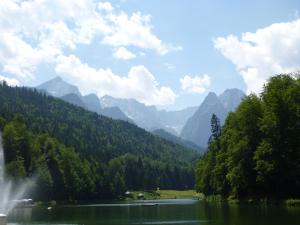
[196,74,300,199]
[0,82,198,201]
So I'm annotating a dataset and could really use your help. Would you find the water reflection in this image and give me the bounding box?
[6,199,300,225]
[8,208,32,222]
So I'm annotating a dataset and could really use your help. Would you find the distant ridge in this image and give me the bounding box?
[180,89,245,147]
[100,95,197,134]
[37,77,245,146]
[37,76,81,97]
[36,77,132,122]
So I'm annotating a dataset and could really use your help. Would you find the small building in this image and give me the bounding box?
[137,193,144,200]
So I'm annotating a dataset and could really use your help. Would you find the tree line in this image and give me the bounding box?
[196,74,300,199]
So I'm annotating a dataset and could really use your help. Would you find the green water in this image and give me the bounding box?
[8,199,300,225]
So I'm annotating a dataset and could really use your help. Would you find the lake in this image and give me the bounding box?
[7,199,300,225]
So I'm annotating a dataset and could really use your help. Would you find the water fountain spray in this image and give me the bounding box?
[0,133,29,225]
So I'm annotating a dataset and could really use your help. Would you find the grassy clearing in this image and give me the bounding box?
[157,190,202,199]
[128,190,203,200]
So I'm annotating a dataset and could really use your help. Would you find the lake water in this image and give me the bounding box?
[7,199,300,225]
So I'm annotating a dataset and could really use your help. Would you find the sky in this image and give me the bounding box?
[0,0,300,110]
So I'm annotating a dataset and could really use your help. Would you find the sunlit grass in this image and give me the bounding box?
[157,190,202,199]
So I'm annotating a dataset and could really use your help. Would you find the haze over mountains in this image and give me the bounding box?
[100,95,198,135]
[36,76,245,150]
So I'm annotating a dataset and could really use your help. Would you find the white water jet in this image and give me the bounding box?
[0,133,29,224]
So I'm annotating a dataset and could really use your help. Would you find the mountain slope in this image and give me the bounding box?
[180,89,245,148]
[152,129,203,152]
[0,83,198,200]
[219,88,245,112]
[0,85,198,163]
[100,95,162,130]
[37,77,132,122]
[181,92,228,147]
[100,95,197,134]
[37,76,81,97]
[61,93,87,108]
[157,106,198,134]
[101,106,133,122]
[82,93,102,114]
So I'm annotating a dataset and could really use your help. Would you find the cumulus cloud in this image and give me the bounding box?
[214,19,300,94]
[0,0,180,82]
[0,0,108,79]
[180,74,211,94]
[113,47,136,60]
[55,55,176,105]
[103,11,182,55]
[0,75,20,86]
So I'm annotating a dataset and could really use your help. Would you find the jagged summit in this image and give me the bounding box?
[180,89,245,147]
[219,88,245,112]
[36,78,131,122]
[37,76,81,97]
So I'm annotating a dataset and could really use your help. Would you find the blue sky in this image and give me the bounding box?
[0,0,300,110]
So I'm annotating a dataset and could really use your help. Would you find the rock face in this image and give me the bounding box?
[180,89,245,148]
[101,107,133,122]
[100,95,197,134]
[36,76,81,97]
[219,88,245,112]
[61,93,86,109]
[100,95,160,130]
[82,94,102,114]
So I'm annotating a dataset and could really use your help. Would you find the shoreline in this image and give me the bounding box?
[33,190,300,207]
[34,190,202,206]
[202,195,300,206]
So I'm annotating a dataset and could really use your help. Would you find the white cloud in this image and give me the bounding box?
[0,0,179,82]
[214,19,300,94]
[103,11,182,55]
[113,47,136,60]
[0,0,106,79]
[98,2,114,12]
[180,74,211,94]
[55,55,176,105]
[0,75,20,86]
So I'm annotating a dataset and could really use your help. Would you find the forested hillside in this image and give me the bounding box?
[0,82,198,201]
[196,74,300,199]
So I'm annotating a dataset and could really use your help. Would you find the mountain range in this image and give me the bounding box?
[36,76,245,151]
[36,77,198,135]
[100,95,198,135]
[37,77,132,122]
